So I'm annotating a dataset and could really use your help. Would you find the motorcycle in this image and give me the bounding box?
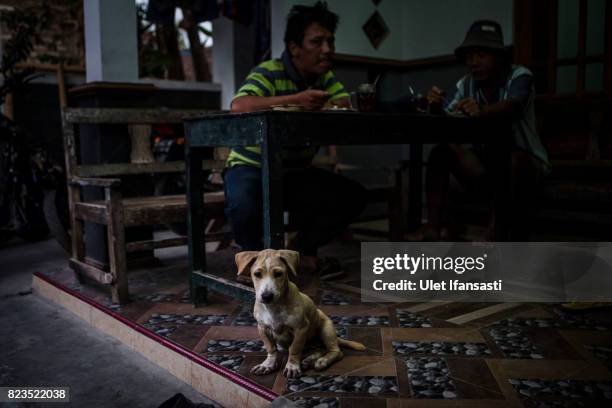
[0,68,70,249]
[0,112,50,243]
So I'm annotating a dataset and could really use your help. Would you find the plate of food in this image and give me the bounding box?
[322,104,356,111]
[270,104,304,111]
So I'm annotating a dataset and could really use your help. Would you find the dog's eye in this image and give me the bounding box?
[253,271,262,279]
[273,271,283,278]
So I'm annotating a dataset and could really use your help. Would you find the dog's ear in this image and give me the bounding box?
[278,250,300,277]
[235,251,260,276]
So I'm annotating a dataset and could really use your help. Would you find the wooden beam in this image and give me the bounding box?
[69,258,114,284]
[125,232,232,252]
[106,187,129,303]
[76,160,225,177]
[70,177,121,188]
[126,237,187,252]
[513,0,534,66]
[193,271,255,301]
[63,108,225,125]
[73,203,108,225]
[16,62,86,74]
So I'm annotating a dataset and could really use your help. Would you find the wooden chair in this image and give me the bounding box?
[61,108,228,304]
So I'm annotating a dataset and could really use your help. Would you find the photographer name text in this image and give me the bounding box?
[370,253,502,292]
[372,279,503,291]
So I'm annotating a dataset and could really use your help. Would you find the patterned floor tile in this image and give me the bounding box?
[286,375,397,395]
[331,315,389,327]
[232,305,257,326]
[142,323,177,338]
[167,325,210,349]
[509,378,612,399]
[146,313,226,325]
[204,339,266,353]
[204,354,244,372]
[586,345,612,370]
[404,357,456,399]
[289,396,340,408]
[395,310,433,328]
[320,291,351,306]
[488,326,546,359]
[392,341,492,357]
[133,292,175,303]
[492,309,612,331]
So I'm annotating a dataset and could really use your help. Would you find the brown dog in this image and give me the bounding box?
[235,249,366,378]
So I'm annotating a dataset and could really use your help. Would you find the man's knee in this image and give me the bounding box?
[223,167,262,223]
[225,197,260,223]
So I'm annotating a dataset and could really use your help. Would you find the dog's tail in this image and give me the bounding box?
[338,338,366,351]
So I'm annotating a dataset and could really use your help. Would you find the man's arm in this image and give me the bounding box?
[231,90,332,112]
[325,96,350,109]
[320,71,350,109]
[455,98,524,118]
[455,74,533,118]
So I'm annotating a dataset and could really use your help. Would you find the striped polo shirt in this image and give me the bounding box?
[227,51,349,168]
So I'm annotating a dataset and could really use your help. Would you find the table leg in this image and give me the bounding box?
[407,143,424,231]
[186,147,207,305]
[261,122,284,249]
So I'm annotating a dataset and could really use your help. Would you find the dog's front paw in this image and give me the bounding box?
[282,361,302,378]
[251,355,279,375]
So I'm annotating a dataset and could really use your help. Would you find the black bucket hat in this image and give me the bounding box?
[455,20,508,60]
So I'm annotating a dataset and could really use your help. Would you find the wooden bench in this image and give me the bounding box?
[62,108,227,304]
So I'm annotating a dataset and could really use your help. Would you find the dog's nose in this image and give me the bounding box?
[261,292,274,303]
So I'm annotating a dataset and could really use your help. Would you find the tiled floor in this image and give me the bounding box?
[37,242,612,408]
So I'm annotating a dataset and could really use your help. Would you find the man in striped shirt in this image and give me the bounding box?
[225,1,367,275]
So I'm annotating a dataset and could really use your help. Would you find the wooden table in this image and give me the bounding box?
[184,110,510,304]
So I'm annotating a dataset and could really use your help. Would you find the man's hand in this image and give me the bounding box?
[455,97,482,117]
[293,89,330,110]
[426,86,446,106]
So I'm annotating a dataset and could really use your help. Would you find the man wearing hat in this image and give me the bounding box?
[416,20,550,241]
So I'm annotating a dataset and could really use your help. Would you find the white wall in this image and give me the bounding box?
[272,0,405,58]
[331,0,405,59]
[213,17,237,109]
[271,0,513,60]
[402,0,513,59]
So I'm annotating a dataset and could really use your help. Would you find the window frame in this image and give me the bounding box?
[514,0,612,99]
